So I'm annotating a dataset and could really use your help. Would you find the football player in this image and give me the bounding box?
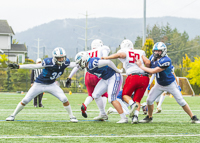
[6,47,78,122]
[102,39,151,124]
[136,42,200,123]
[66,39,110,118]
[74,51,129,123]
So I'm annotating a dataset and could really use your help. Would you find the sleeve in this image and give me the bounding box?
[68,66,80,78]
[68,62,78,68]
[98,60,122,73]
[101,46,110,57]
[31,70,34,84]
[158,57,171,69]
[20,63,44,69]
[171,65,175,73]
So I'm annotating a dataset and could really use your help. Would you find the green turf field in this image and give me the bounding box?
[0,92,200,142]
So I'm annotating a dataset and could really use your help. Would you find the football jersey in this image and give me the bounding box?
[35,58,70,84]
[117,48,146,75]
[149,55,175,86]
[87,46,110,58]
[87,57,116,80]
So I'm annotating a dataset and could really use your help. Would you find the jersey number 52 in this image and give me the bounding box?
[128,51,140,63]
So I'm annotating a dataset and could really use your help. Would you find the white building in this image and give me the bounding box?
[0,20,27,63]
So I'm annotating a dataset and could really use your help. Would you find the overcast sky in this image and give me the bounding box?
[1,0,199,33]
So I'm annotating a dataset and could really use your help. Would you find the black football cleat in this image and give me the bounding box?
[81,103,87,118]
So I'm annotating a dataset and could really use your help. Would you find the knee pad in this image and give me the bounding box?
[147,98,154,105]
[61,97,68,103]
[21,99,29,105]
[177,98,187,107]
[92,92,101,99]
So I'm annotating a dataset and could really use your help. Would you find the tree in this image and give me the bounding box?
[142,38,154,58]
[0,54,8,68]
[12,39,19,44]
[182,54,191,73]
[187,57,200,86]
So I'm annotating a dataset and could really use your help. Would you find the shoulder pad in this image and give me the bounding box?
[65,58,70,65]
[88,57,100,69]
[42,58,54,67]
[158,57,171,68]
[102,45,110,53]
[149,55,154,61]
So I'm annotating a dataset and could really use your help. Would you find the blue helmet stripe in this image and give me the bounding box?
[59,48,63,55]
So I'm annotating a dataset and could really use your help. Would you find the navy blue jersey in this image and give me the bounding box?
[87,57,116,80]
[149,55,175,86]
[117,90,123,100]
[35,58,70,84]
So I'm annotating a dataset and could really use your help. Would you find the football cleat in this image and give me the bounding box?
[70,116,78,123]
[191,115,200,123]
[139,115,153,123]
[106,107,114,115]
[154,107,162,114]
[81,103,87,118]
[6,115,15,121]
[116,117,128,123]
[131,115,138,124]
[93,114,108,121]
[129,102,138,118]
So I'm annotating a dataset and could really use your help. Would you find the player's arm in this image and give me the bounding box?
[98,60,122,73]
[135,59,164,74]
[142,55,151,68]
[147,74,155,91]
[102,52,126,60]
[68,66,80,78]
[8,63,44,69]
[68,62,78,68]
[101,46,110,57]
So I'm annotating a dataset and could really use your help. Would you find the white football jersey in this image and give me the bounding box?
[87,45,110,58]
[117,48,146,76]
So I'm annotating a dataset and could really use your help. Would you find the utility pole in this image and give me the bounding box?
[43,47,45,59]
[143,0,146,46]
[35,38,42,59]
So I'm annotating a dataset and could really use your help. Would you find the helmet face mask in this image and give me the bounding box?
[91,39,103,50]
[152,42,167,60]
[52,47,66,65]
[75,52,91,69]
[120,39,134,50]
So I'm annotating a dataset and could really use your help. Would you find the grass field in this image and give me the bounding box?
[0,92,200,143]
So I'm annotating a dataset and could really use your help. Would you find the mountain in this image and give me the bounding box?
[14,17,200,61]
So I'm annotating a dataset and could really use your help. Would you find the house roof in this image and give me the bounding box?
[2,44,27,52]
[0,20,15,34]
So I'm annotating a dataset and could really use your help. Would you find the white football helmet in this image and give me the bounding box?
[120,39,134,50]
[152,42,167,59]
[36,58,42,63]
[91,39,103,50]
[75,51,91,69]
[52,47,66,65]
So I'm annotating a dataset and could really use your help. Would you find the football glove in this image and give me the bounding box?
[147,84,150,91]
[65,78,71,88]
[178,85,181,91]
[8,63,19,69]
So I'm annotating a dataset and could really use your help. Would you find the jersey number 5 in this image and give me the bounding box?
[129,51,140,63]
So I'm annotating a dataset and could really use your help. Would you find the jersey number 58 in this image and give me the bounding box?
[128,51,140,63]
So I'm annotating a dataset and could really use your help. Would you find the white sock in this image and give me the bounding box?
[12,102,25,116]
[134,110,139,117]
[102,97,107,110]
[157,95,165,109]
[129,100,134,106]
[84,96,93,107]
[120,112,126,119]
[64,105,74,118]
[95,97,106,115]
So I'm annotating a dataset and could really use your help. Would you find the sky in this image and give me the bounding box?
[1,0,200,33]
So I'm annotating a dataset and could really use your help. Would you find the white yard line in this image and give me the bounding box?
[0,134,200,138]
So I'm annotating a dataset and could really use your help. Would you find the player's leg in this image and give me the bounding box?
[131,76,149,124]
[122,75,138,118]
[34,96,37,107]
[102,92,108,112]
[92,79,108,120]
[6,83,43,121]
[39,93,44,107]
[47,82,78,122]
[107,73,127,123]
[166,81,200,123]
[155,92,166,113]
[139,83,163,123]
